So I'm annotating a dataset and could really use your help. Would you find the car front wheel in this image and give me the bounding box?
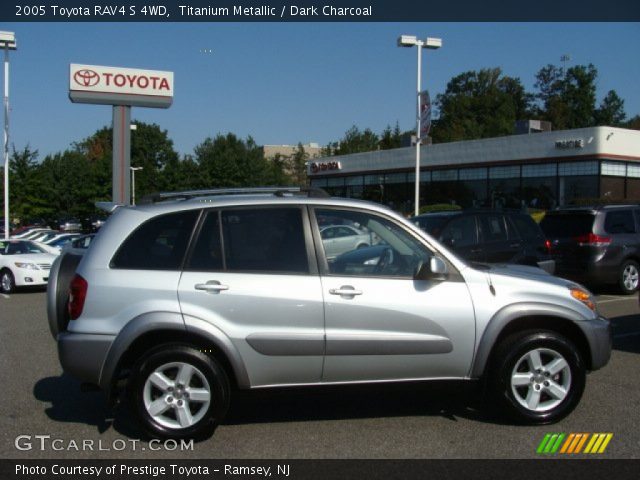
[490,330,585,424]
[130,345,230,439]
[0,269,15,294]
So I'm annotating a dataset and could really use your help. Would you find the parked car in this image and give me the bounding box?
[540,205,640,294]
[412,210,555,274]
[320,224,375,260]
[58,217,82,232]
[0,239,57,293]
[11,227,51,240]
[30,231,60,243]
[82,215,108,233]
[47,188,610,439]
[45,234,82,253]
[62,234,95,252]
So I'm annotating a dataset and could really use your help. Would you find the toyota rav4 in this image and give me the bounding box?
[47,188,611,439]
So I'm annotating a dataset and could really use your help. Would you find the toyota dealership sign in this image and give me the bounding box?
[69,64,173,108]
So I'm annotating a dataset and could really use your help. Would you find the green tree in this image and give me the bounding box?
[379,122,403,150]
[5,146,50,222]
[534,63,599,129]
[432,68,532,142]
[195,133,272,187]
[595,90,626,126]
[287,143,309,186]
[625,115,640,130]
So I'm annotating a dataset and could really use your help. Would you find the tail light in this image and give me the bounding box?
[68,274,88,320]
[544,239,552,253]
[574,233,611,247]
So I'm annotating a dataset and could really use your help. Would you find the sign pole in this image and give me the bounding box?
[414,42,422,217]
[112,105,131,205]
[3,45,10,238]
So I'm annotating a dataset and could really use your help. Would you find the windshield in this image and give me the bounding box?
[0,240,47,255]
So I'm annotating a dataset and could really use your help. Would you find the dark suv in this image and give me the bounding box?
[540,205,640,294]
[412,210,554,273]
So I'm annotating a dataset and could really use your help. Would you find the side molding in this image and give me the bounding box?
[183,315,251,388]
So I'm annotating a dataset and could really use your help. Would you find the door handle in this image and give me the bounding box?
[195,281,229,293]
[329,286,363,297]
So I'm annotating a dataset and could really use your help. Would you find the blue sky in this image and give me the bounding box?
[3,22,640,159]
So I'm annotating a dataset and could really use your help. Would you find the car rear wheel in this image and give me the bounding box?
[619,260,639,295]
[489,330,585,424]
[0,269,15,294]
[130,345,230,439]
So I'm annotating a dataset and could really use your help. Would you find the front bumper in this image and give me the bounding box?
[57,332,115,385]
[579,315,612,371]
[14,269,50,287]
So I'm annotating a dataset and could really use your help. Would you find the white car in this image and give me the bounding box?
[0,240,57,293]
[320,224,374,260]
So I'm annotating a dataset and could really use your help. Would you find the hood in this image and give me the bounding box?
[470,262,578,289]
[4,252,58,265]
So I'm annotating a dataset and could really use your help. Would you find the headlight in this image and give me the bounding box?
[569,286,596,311]
[14,262,38,270]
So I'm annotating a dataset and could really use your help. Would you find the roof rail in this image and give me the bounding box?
[138,186,329,205]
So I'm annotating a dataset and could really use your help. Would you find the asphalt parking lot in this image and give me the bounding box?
[0,290,638,459]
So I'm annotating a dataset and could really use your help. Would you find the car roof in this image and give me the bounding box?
[124,194,398,218]
[548,204,640,214]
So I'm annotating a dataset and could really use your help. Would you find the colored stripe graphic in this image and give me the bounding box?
[536,433,565,454]
[538,433,613,455]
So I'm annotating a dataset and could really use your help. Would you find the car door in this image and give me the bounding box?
[438,215,484,262]
[311,207,476,383]
[478,213,518,263]
[177,206,325,387]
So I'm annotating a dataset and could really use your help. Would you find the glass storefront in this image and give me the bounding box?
[309,158,638,211]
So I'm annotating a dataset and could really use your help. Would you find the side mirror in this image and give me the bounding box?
[414,256,448,281]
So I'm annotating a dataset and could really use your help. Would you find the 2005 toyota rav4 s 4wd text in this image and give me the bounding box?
[47,188,611,439]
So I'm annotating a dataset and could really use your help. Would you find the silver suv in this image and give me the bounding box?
[48,188,611,439]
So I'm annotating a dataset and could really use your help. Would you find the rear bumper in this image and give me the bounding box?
[57,332,115,385]
[578,316,612,371]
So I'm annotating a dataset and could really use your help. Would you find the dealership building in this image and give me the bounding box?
[307,126,640,213]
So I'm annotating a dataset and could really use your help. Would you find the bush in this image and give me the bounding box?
[418,203,462,214]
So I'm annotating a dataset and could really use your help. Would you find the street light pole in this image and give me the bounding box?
[130,166,143,205]
[414,41,422,218]
[0,32,16,239]
[398,35,441,216]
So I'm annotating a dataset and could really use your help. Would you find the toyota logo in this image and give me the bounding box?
[74,69,100,87]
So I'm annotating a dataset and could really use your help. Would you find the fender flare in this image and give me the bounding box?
[99,312,250,392]
[470,302,590,379]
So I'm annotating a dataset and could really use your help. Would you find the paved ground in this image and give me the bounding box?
[1,289,638,459]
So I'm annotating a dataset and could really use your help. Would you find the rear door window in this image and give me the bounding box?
[221,207,309,274]
[478,214,508,243]
[510,214,544,241]
[111,210,200,270]
[604,210,636,234]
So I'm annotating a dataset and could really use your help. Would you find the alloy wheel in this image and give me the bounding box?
[143,361,212,430]
[510,348,571,412]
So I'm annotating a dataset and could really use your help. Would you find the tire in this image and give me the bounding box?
[0,269,15,294]
[618,259,639,295]
[489,330,585,424]
[130,344,230,439]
